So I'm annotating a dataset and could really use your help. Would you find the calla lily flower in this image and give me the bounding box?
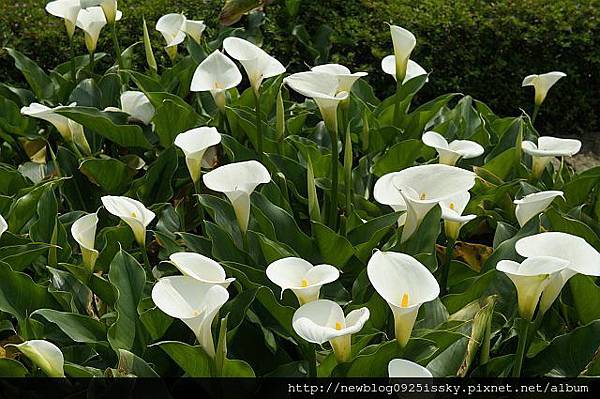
[515,232,600,314]
[101,196,156,246]
[496,256,567,320]
[0,214,7,239]
[190,50,242,111]
[119,91,155,125]
[168,252,235,288]
[174,127,222,184]
[310,64,368,93]
[80,0,118,24]
[76,6,122,53]
[46,0,81,39]
[381,56,427,84]
[266,257,340,305]
[522,136,581,178]
[514,190,563,227]
[389,25,416,83]
[439,192,476,241]
[156,13,206,60]
[284,71,349,132]
[388,359,433,378]
[389,164,477,242]
[21,103,91,155]
[202,160,270,234]
[522,72,566,106]
[9,340,65,377]
[422,131,484,166]
[292,299,369,363]
[152,276,229,357]
[71,212,99,271]
[373,173,407,226]
[367,251,440,347]
[223,37,286,94]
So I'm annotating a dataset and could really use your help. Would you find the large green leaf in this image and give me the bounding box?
[4,48,54,101]
[32,309,107,344]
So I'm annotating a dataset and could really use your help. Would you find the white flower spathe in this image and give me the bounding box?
[223,37,286,94]
[439,192,476,241]
[367,251,439,347]
[421,131,484,166]
[9,340,65,377]
[203,160,270,233]
[292,299,369,363]
[46,0,81,38]
[388,359,433,378]
[389,25,416,82]
[522,72,566,105]
[522,136,581,178]
[156,13,206,60]
[71,212,99,271]
[266,257,340,305]
[76,6,122,53]
[101,196,156,246]
[496,256,567,320]
[190,50,242,111]
[0,214,7,239]
[311,63,367,93]
[152,276,229,357]
[80,0,119,24]
[514,190,563,227]
[174,127,222,184]
[168,252,235,288]
[515,232,600,314]
[381,56,427,84]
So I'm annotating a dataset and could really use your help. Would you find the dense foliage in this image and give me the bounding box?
[1,0,599,138]
[0,0,600,379]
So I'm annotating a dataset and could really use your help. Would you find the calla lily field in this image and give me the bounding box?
[0,0,600,380]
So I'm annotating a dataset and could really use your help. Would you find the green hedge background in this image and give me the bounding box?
[1,0,599,140]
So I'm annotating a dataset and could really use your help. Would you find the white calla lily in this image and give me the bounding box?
[389,25,416,83]
[439,192,476,241]
[497,256,567,320]
[203,160,270,234]
[388,359,433,378]
[10,340,65,377]
[367,251,440,347]
[266,257,340,305]
[156,13,206,60]
[0,214,7,239]
[190,50,242,111]
[21,103,91,155]
[174,127,222,184]
[168,252,235,288]
[284,71,349,132]
[80,0,118,24]
[373,172,407,226]
[46,0,81,38]
[119,91,155,125]
[522,136,581,178]
[292,299,369,363]
[101,196,156,246]
[515,232,600,314]
[152,276,229,357]
[71,212,99,271]
[390,164,477,242]
[514,190,563,227]
[223,37,286,94]
[422,131,484,166]
[381,56,427,84]
[311,63,368,93]
[522,72,566,106]
[76,6,122,53]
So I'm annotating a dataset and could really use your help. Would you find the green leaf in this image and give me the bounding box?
[32,309,107,344]
[153,100,198,148]
[117,349,160,377]
[4,48,54,101]
[312,222,355,267]
[154,341,213,377]
[55,107,152,149]
[0,359,29,377]
[372,139,426,176]
[568,275,600,325]
[107,250,146,352]
[135,146,178,204]
[80,157,133,194]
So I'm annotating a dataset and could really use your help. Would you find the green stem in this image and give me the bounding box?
[531,103,540,125]
[393,79,403,126]
[111,23,123,70]
[480,313,492,365]
[89,51,95,74]
[328,123,339,230]
[141,243,151,271]
[343,125,352,220]
[254,90,263,160]
[512,318,530,377]
[69,39,77,82]
[440,239,455,296]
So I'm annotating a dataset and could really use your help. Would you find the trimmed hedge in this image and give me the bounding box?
[1,0,599,137]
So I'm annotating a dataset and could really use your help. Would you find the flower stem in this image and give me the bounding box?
[328,123,339,230]
[480,312,492,365]
[440,239,455,296]
[89,51,95,74]
[343,125,352,221]
[141,243,151,271]
[69,39,77,82]
[512,318,529,377]
[111,23,123,70]
[254,90,264,161]
[393,79,403,126]
[531,103,540,125]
